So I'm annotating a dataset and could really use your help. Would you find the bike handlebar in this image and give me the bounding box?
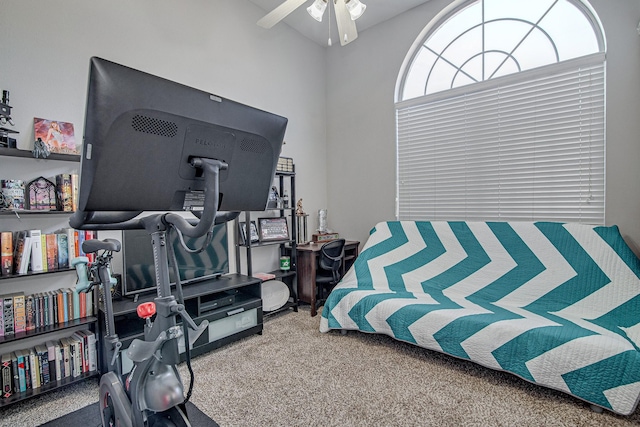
[71,256,92,293]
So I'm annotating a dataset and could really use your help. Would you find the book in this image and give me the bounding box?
[72,331,88,373]
[253,272,276,281]
[41,234,48,272]
[86,290,94,317]
[79,290,86,318]
[25,294,35,331]
[50,290,57,325]
[71,174,79,212]
[28,229,44,272]
[2,295,14,336]
[0,296,4,337]
[59,338,71,378]
[77,329,97,372]
[65,228,77,260]
[73,231,80,260]
[1,353,13,398]
[57,232,69,269]
[13,293,26,334]
[38,292,45,327]
[66,288,74,321]
[77,230,86,258]
[0,231,12,276]
[19,236,32,274]
[33,293,40,329]
[12,231,27,275]
[84,330,97,372]
[11,352,19,393]
[55,340,64,381]
[45,233,58,271]
[70,336,83,377]
[13,232,32,275]
[84,230,96,262]
[47,291,55,327]
[29,347,39,389]
[35,344,49,385]
[45,340,59,382]
[15,350,26,392]
[62,289,69,322]
[23,349,31,390]
[42,292,49,327]
[56,289,65,324]
[55,173,74,212]
[72,289,80,320]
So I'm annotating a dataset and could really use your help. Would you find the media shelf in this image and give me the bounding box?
[100,273,263,374]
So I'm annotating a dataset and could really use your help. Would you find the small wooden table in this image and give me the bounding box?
[295,240,360,316]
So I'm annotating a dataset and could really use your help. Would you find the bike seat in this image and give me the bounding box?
[82,238,121,254]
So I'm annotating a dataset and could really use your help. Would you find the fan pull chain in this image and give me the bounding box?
[328,1,332,46]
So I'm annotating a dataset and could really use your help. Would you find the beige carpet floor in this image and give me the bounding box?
[2,306,639,426]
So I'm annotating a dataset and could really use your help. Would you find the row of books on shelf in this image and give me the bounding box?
[0,228,97,277]
[1,329,97,398]
[0,289,94,337]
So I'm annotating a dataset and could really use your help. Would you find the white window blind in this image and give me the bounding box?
[396,54,605,223]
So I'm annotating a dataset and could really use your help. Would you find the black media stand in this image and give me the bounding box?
[98,274,262,374]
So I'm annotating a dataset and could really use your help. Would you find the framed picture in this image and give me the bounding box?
[239,221,259,244]
[258,217,289,242]
[33,117,79,155]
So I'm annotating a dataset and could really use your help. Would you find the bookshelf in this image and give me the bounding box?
[235,170,299,316]
[0,148,99,407]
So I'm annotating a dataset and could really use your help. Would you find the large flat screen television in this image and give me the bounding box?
[122,223,229,297]
[71,57,288,231]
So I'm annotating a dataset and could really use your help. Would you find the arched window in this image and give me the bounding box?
[396,0,605,223]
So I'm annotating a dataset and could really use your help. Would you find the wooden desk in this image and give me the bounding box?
[295,240,360,316]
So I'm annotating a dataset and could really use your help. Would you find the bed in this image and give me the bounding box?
[320,221,640,415]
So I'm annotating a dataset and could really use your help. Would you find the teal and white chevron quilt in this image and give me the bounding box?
[319,221,640,415]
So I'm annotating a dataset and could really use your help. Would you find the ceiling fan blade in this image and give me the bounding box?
[334,0,358,46]
[257,0,308,29]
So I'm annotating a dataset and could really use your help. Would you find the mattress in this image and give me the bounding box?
[320,221,640,415]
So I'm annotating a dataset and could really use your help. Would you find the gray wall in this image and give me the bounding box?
[326,0,640,253]
[0,0,328,282]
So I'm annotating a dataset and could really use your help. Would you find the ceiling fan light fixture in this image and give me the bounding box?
[307,0,328,22]
[345,0,366,21]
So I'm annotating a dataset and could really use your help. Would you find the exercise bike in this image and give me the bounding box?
[71,158,232,427]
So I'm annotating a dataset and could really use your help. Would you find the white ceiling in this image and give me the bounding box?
[248,0,431,46]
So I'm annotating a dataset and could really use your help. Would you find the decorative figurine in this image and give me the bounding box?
[26,176,57,210]
[32,137,50,159]
[296,198,305,216]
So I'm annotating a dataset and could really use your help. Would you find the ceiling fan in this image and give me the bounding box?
[257,0,367,46]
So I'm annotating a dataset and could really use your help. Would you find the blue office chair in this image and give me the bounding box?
[315,238,346,310]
